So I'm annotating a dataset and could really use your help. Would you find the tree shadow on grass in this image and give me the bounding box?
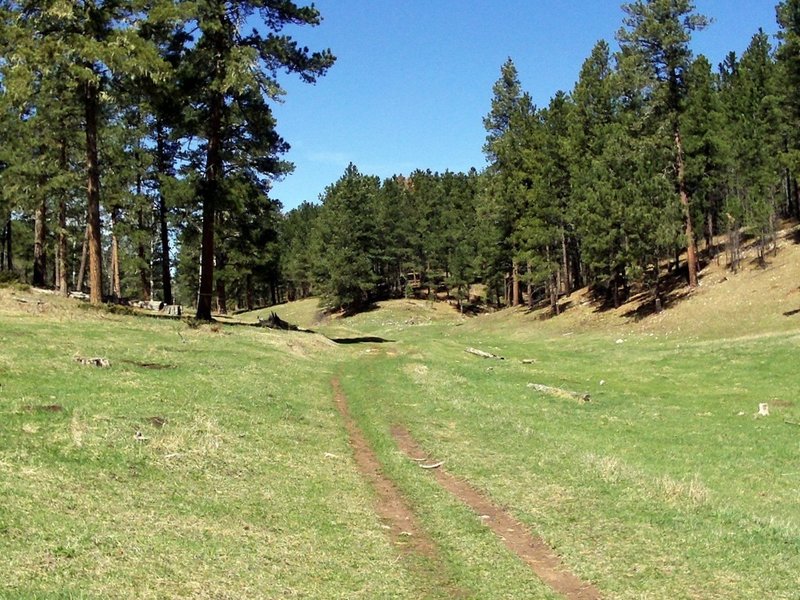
[340,303,381,318]
[522,299,574,320]
[328,336,395,344]
[621,261,702,321]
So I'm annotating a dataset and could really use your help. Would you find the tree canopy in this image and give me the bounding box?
[1,1,796,319]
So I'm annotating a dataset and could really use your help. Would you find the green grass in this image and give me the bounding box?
[2,288,799,598]
[332,310,800,599]
[0,296,422,598]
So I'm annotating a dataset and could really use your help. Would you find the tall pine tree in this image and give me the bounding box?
[617,0,709,288]
[184,1,334,320]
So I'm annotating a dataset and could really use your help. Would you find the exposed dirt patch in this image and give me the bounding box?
[122,360,177,370]
[392,425,602,600]
[147,416,167,428]
[770,399,795,408]
[24,404,64,413]
[331,379,466,598]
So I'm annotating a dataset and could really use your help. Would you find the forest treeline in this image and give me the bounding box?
[2,1,800,317]
[0,0,334,319]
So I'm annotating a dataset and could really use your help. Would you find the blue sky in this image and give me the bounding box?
[269,1,781,211]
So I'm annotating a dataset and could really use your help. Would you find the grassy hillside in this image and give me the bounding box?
[1,234,799,598]
[0,291,425,598]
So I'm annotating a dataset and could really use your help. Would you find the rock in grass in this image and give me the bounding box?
[75,356,110,367]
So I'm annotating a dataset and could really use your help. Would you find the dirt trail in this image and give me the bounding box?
[392,425,602,600]
[331,379,467,598]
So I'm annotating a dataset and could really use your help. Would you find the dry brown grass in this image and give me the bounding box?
[465,222,800,343]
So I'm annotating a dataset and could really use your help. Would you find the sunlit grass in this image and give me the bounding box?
[335,317,800,599]
[3,262,800,599]
[0,292,421,599]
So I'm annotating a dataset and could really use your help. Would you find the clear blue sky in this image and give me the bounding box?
[269,1,781,211]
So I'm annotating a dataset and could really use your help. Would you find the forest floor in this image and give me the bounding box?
[1,225,799,598]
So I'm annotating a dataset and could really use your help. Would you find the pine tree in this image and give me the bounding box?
[568,41,615,294]
[481,59,526,305]
[1,1,169,303]
[280,201,321,300]
[720,31,782,267]
[184,0,334,320]
[681,55,728,252]
[374,175,417,297]
[312,164,381,312]
[777,0,800,216]
[617,0,710,287]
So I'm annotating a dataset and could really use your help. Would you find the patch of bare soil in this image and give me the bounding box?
[121,359,176,370]
[392,425,602,600]
[330,379,467,598]
[24,404,63,413]
[147,416,167,428]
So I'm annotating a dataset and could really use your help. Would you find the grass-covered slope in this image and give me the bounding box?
[1,233,799,598]
[0,292,424,599]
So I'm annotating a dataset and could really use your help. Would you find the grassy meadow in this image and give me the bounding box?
[1,245,800,598]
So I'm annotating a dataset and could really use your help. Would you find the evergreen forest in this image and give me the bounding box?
[2,0,800,318]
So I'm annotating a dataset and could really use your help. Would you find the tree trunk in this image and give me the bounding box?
[527,260,534,309]
[546,246,558,315]
[76,223,89,292]
[0,216,6,270]
[137,208,151,301]
[57,198,68,295]
[110,206,122,299]
[792,176,800,218]
[57,139,69,295]
[726,214,741,273]
[561,230,571,295]
[551,275,559,315]
[196,89,223,320]
[784,167,791,216]
[5,216,11,271]
[511,260,520,307]
[216,279,227,314]
[706,212,715,256]
[84,78,104,304]
[246,273,254,311]
[155,124,173,305]
[653,259,662,313]
[270,278,278,306]
[215,249,227,314]
[675,129,698,288]
[33,197,47,287]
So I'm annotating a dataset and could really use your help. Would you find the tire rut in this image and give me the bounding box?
[392,425,602,600]
[331,379,467,598]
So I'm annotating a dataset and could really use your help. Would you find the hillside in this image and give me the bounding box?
[256,221,800,344]
[1,227,799,599]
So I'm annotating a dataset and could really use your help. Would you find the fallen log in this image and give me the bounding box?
[528,382,590,403]
[135,300,164,311]
[12,296,43,306]
[465,347,504,360]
